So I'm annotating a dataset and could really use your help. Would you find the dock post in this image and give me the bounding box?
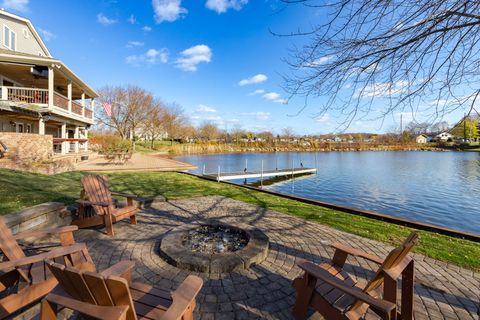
[292,159,294,178]
[245,159,248,172]
[261,160,264,188]
[217,166,220,182]
[203,164,206,175]
[315,152,318,169]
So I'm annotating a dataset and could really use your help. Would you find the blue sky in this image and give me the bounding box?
[1,0,467,134]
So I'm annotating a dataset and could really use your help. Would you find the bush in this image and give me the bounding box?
[89,134,131,154]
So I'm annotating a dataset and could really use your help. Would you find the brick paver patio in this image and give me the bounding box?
[74,196,479,320]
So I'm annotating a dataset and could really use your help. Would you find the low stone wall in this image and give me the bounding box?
[0,132,53,161]
[3,202,71,234]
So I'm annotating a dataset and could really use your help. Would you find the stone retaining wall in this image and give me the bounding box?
[3,202,71,234]
[0,132,53,161]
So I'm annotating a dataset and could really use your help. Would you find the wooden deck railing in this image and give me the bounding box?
[1,86,93,120]
[53,92,69,110]
[5,87,48,104]
[72,100,83,115]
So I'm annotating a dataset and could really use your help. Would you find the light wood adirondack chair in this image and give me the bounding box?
[72,175,139,236]
[292,232,419,320]
[40,260,203,320]
[0,217,94,319]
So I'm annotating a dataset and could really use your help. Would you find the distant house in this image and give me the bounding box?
[333,136,342,143]
[416,134,428,144]
[435,132,454,142]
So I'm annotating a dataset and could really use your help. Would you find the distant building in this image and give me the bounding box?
[435,132,454,142]
[416,134,428,144]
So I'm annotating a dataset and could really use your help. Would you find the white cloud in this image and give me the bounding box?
[241,112,271,120]
[126,48,169,66]
[1,0,29,12]
[262,92,280,100]
[143,26,152,32]
[175,44,212,72]
[248,89,265,96]
[127,14,136,24]
[38,28,56,42]
[357,80,408,98]
[196,104,216,113]
[315,113,331,123]
[207,116,222,121]
[206,0,248,14]
[303,55,332,67]
[97,13,117,26]
[238,74,267,86]
[126,41,144,48]
[152,0,187,23]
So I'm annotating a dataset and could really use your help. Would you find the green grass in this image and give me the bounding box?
[0,169,478,270]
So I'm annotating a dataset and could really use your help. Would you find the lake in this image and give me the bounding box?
[176,151,480,234]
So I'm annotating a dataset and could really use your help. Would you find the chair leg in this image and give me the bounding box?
[40,299,57,320]
[130,214,137,225]
[292,275,315,320]
[105,213,114,236]
[401,260,415,320]
[384,275,398,320]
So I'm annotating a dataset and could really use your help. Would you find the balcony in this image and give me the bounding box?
[0,86,94,121]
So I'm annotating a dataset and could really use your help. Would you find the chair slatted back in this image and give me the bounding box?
[81,175,114,216]
[351,232,419,312]
[0,217,26,262]
[47,261,137,320]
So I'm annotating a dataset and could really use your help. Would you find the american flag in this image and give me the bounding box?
[102,102,112,117]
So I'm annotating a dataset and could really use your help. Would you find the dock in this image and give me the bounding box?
[203,167,317,181]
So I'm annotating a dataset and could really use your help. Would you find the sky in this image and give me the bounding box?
[0,0,468,135]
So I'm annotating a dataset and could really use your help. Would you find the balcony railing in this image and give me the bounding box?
[4,86,48,104]
[72,100,83,115]
[1,86,93,120]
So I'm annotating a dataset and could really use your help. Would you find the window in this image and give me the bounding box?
[26,124,31,133]
[3,25,16,50]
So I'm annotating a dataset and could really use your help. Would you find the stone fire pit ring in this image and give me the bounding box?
[159,221,269,273]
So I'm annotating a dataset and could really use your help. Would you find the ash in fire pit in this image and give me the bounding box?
[183,225,248,254]
[160,222,269,273]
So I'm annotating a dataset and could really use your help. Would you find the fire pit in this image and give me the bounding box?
[159,221,269,273]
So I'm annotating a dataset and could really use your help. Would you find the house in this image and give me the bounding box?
[435,132,454,142]
[416,134,428,144]
[0,9,97,160]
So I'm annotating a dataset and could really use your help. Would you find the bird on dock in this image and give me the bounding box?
[244,168,247,173]
[300,162,304,168]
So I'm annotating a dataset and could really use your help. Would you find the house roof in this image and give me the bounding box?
[0,9,51,57]
[0,48,98,98]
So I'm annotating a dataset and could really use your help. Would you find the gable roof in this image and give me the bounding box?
[0,9,51,57]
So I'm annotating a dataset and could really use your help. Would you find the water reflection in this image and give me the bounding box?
[177,151,480,234]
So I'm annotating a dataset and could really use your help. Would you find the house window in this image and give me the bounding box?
[26,124,31,133]
[3,25,16,50]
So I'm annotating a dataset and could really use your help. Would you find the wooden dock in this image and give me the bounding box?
[203,167,317,181]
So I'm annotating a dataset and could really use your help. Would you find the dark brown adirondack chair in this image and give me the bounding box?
[0,217,94,319]
[292,232,419,320]
[73,175,139,236]
[41,260,203,320]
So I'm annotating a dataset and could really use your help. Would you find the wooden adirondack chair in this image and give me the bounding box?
[73,175,139,236]
[0,217,94,319]
[40,260,203,320]
[292,232,419,320]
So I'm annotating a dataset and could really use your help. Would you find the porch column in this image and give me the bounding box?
[67,82,72,112]
[38,118,45,135]
[61,123,67,155]
[81,93,86,117]
[48,67,54,108]
[1,87,7,100]
[74,126,79,153]
[90,98,95,119]
[84,128,88,151]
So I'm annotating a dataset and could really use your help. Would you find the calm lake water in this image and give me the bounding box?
[176,151,480,234]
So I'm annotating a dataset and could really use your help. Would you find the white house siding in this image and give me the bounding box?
[0,14,48,56]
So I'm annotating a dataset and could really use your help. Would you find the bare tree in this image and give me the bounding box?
[162,103,187,145]
[198,122,221,141]
[277,1,480,128]
[142,98,167,148]
[96,86,130,139]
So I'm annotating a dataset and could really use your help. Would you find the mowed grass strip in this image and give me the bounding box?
[0,169,478,270]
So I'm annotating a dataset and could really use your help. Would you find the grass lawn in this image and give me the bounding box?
[0,168,478,271]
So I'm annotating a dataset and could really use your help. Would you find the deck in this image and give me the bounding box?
[203,167,317,181]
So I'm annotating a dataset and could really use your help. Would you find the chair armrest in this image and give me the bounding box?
[45,292,128,320]
[76,199,112,207]
[101,260,135,283]
[111,192,137,199]
[161,275,203,320]
[331,242,384,265]
[297,260,396,315]
[14,225,79,240]
[0,243,88,270]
